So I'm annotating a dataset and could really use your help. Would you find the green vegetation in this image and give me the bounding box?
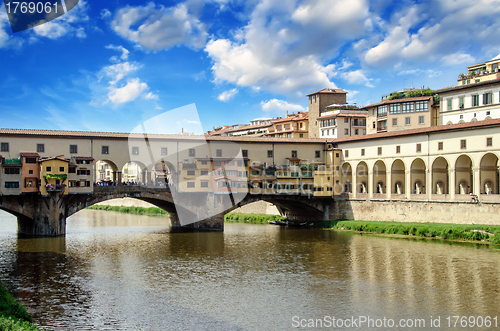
[224,212,285,224]
[0,281,40,331]
[315,220,500,244]
[43,174,67,181]
[86,205,168,215]
[389,87,435,100]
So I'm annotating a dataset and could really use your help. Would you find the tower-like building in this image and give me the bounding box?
[307,88,347,138]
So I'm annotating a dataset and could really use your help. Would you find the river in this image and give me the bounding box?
[0,209,499,330]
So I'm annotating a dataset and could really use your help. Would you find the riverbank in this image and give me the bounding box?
[316,220,500,245]
[86,205,168,216]
[224,212,285,224]
[0,281,39,330]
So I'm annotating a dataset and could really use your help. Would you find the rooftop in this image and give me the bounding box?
[307,88,347,96]
[363,96,432,108]
[334,118,500,143]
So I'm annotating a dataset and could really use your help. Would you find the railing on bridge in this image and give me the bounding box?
[94,185,171,194]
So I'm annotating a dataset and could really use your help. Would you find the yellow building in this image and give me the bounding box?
[39,156,69,196]
[458,54,500,86]
[265,112,309,138]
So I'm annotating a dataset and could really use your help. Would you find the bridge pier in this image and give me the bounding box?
[169,212,224,232]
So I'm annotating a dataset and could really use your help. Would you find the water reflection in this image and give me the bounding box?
[0,210,499,330]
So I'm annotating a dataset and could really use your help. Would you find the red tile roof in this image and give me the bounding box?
[307,88,347,96]
[20,152,40,157]
[272,115,309,123]
[362,96,432,109]
[435,78,500,94]
[334,118,500,143]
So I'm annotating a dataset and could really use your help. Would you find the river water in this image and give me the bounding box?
[0,209,499,330]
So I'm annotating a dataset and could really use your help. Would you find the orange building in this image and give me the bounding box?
[20,152,40,193]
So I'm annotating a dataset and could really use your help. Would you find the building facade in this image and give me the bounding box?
[318,106,367,139]
[307,88,347,138]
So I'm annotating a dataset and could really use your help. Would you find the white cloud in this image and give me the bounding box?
[261,99,305,112]
[142,92,159,100]
[101,9,111,19]
[99,62,140,85]
[0,12,23,48]
[205,0,369,97]
[441,52,475,66]
[32,0,88,40]
[341,70,374,87]
[111,2,208,50]
[108,78,148,104]
[397,69,442,78]
[217,88,238,101]
[106,44,130,60]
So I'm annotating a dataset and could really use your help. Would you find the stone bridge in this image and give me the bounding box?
[0,186,335,236]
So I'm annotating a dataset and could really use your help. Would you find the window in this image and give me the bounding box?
[396,145,400,154]
[438,142,443,150]
[460,139,466,149]
[460,115,464,119]
[459,96,464,109]
[216,149,222,157]
[37,144,45,153]
[447,98,452,111]
[132,147,139,155]
[214,161,222,167]
[276,125,282,131]
[25,158,36,163]
[363,129,366,135]
[189,149,195,157]
[344,150,349,157]
[372,121,376,129]
[390,103,401,114]
[5,168,20,174]
[483,92,493,105]
[419,116,425,125]
[472,94,480,107]
[201,182,209,188]
[361,149,365,156]
[355,129,359,135]
[378,147,382,155]
[102,146,109,154]
[59,167,64,172]
[344,129,349,135]
[46,166,52,172]
[415,101,428,112]
[70,145,77,154]
[344,118,349,123]
[315,150,321,158]
[405,117,411,125]
[392,118,398,126]
[486,111,491,116]
[487,137,493,147]
[299,134,303,138]
[377,105,388,116]
[29,170,33,174]
[402,102,414,113]
[242,149,248,158]
[267,150,273,158]
[291,150,297,158]
[201,170,208,176]
[187,182,195,188]
[187,170,195,176]
[161,148,168,155]
[416,143,422,152]
[69,167,76,173]
[5,182,19,189]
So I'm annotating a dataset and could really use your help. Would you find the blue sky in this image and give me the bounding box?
[1,0,500,134]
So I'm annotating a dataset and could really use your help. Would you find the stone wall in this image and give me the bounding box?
[335,199,500,225]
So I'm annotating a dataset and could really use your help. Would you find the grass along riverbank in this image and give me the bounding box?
[316,220,500,244]
[0,281,40,330]
[224,212,285,224]
[87,205,168,216]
